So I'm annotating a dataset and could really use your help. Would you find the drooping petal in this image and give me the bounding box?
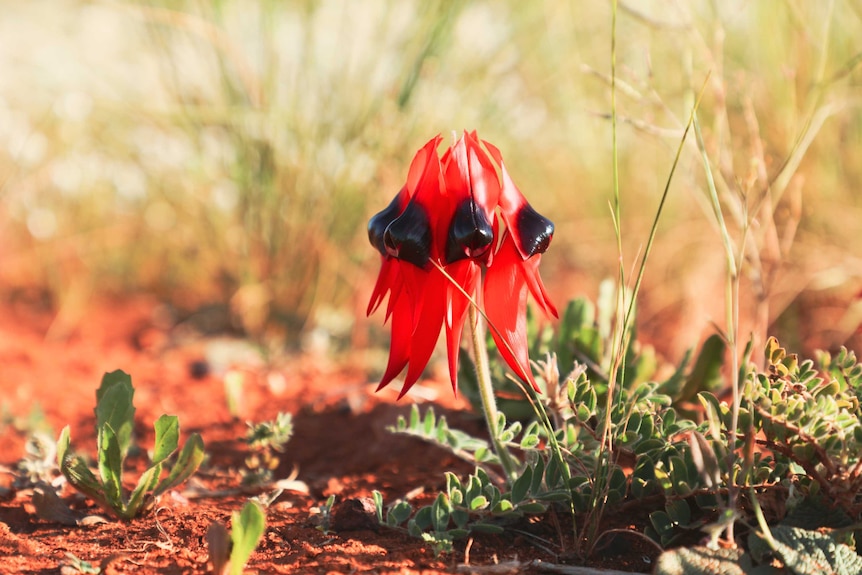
[367,255,398,317]
[483,140,554,260]
[443,259,480,393]
[397,264,447,398]
[483,233,539,391]
[376,270,414,390]
[521,252,558,319]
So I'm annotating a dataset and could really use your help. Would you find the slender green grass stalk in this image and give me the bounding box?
[586,10,711,546]
[693,112,745,543]
[585,0,623,554]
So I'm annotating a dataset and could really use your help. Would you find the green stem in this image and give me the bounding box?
[468,304,518,484]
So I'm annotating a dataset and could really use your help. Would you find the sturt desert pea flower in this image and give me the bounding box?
[368,131,557,398]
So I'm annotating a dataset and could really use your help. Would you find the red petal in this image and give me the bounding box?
[406,135,443,199]
[482,140,522,213]
[444,133,500,229]
[377,263,414,390]
[398,264,447,398]
[443,260,480,394]
[402,136,446,262]
[522,254,558,318]
[483,234,539,391]
[367,256,397,317]
[483,140,554,260]
[464,132,500,222]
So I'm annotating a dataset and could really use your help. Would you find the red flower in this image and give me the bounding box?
[368,132,557,398]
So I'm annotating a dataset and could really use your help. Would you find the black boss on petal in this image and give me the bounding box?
[368,192,404,256]
[383,200,433,268]
[516,204,554,257]
[446,198,494,264]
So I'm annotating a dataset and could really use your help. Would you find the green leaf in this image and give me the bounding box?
[423,408,435,436]
[372,491,384,525]
[679,335,725,401]
[57,425,71,467]
[446,528,470,540]
[445,472,462,496]
[230,501,266,575]
[469,522,504,535]
[451,508,469,529]
[469,495,489,510]
[407,519,423,538]
[125,464,162,519]
[449,487,463,506]
[388,501,412,526]
[61,554,102,575]
[60,453,108,509]
[649,510,673,537]
[465,474,482,503]
[530,458,545,495]
[510,466,532,505]
[154,433,205,496]
[653,546,755,575]
[97,424,124,510]
[749,525,862,575]
[151,415,180,464]
[665,499,691,527]
[698,392,724,441]
[515,502,547,514]
[95,370,135,459]
[431,493,450,532]
[413,506,433,531]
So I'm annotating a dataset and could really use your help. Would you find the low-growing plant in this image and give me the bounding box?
[381,290,715,551]
[207,500,267,575]
[241,412,293,487]
[373,465,549,557]
[16,431,60,488]
[57,370,205,520]
[312,494,337,535]
[59,553,102,575]
[382,287,862,566]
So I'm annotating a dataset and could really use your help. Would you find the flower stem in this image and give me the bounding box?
[468,304,518,484]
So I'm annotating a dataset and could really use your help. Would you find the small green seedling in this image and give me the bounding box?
[57,370,205,520]
[313,494,337,534]
[207,501,267,575]
[242,412,293,486]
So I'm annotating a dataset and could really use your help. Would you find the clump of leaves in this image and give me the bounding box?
[383,289,721,555]
[207,501,267,575]
[656,491,862,575]
[387,288,862,565]
[372,465,549,556]
[57,370,205,520]
[241,412,293,486]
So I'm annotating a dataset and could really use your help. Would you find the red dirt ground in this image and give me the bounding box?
[0,296,656,574]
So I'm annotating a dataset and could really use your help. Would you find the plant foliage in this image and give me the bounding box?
[57,370,205,520]
[387,291,862,563]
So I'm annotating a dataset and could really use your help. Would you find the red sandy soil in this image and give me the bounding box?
[0,295,657,574]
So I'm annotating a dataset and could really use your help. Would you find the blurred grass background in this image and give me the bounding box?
[1,0,861,365]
